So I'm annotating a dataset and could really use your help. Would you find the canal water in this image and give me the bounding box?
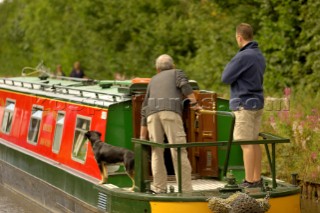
[0,184,51,213]
[0,183,319,213]
[300,198,320,213]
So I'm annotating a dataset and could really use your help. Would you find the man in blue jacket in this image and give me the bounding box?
[222,23,265,188]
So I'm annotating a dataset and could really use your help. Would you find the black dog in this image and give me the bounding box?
[84,130,135,190]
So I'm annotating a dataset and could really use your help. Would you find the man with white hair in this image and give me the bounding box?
[140,54,200,193]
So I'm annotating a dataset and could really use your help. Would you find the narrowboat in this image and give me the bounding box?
[0,66,300,213]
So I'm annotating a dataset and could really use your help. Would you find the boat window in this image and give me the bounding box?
[72,116,91,162]
[52,112,65,153]
[27,106,43,144]
[1,100,15,134]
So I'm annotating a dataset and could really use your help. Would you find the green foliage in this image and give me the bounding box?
[255,0,302,92]
[0,0,319,94]
[262,91,320,183]
[0,0,259,92]
[295,0,320,91]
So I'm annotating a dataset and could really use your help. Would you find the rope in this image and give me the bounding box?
[21,61,51,77]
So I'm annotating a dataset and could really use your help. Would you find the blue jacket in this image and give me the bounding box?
[222,41,265,111]
[70,69,85,78]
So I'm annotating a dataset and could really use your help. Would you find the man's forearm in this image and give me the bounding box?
[187,93,197,104]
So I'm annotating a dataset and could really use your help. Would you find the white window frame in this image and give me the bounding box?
[27,105,43,145]
[52,111,65,154]
[71,115,91,163]
[1,99,16,134]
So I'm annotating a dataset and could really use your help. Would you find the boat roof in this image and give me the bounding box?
[0,76,199,108]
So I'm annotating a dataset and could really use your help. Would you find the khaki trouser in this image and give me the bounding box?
[233,108,263,182]
[147,111,192,193]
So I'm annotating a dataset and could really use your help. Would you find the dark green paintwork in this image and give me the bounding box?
[105,101,135,188]
[108,196,151,213]
[134,142,151,193]
[105,101,133,150]
[216,98,245,181]
[108,173,134,188]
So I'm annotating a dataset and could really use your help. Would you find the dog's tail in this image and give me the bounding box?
[124,151,134,178]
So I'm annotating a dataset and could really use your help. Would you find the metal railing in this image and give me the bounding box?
[132,110,290,193]
[0,78,128,103]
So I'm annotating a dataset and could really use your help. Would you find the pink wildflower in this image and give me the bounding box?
[269,116,276,130]
[311,152,317,161]
[278,111,290,123]
[307,115,318,130]
[311,171,318,180]
[311,108,318,114]
[284,87,291,97]
[293,112,302,120]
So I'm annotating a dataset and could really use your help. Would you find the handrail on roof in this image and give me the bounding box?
[50,74,98,84]
[0,78,127,102]
[52,83,126,99]
[0,78,52,90]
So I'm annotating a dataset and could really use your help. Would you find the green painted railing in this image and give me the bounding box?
[132,110,290,193]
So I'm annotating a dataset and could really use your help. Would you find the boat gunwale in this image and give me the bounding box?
[94,183,300,202]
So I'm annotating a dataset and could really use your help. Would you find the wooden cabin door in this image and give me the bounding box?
[132,94,145,138]
[185,92,218,177]
[133,92,218,178]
